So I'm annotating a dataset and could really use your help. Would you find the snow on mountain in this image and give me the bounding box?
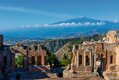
[3,17,119,41]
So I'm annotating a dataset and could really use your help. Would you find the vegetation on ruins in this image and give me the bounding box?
[60,54,71,67]
[69,37,84,44]
[47,53,59,67]
[15,54,25,68]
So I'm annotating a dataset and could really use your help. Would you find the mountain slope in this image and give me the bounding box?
[3,17,119,42]
[53,17,105,24]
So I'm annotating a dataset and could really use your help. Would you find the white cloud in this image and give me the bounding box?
[34,24,39,27]
[114,19,119,23]
[26,25,30,28]
[21,22,105,28]
[0,5,73,18]
[21,25,25,28]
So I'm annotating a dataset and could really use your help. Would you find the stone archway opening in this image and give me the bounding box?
[79,55,82,66]
[38,55,41,65]
[1,56,7,73]
[31,56,35,65]
[3,56,7,67]
[86,55,89,66]
[97,54,106,77]
[110,55,113,64]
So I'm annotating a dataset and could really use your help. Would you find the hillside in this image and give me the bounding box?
[55,34,104,60]
[53,17,106,24]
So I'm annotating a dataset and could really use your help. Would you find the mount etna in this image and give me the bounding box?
[1,17,119,42]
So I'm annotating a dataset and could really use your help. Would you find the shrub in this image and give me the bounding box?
[60,54,71,67]
[47,53,59,67]
[15,54,25,68]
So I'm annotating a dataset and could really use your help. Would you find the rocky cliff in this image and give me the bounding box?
[55,42,73,60]
[40,38,81,53]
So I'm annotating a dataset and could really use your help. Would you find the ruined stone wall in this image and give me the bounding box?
[68,30,119,79]
[0,34,3,46]
[115,45,119,65]
[106,30,117,43]
[11,44,48,66]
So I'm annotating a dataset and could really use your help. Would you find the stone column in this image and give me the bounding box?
[26,50,29,71]
[7,56,10,71]
[90,52,92,66]
[77,51,79,67]
[12,54,15,72]
[72,45,76,65]
[41,55,45,65]
[84,51,86,67]
[93,53,97,73]
[24,57,27,70]
[106,54,110,71]
[35,54,38,65]
[10,52,14,72]
[0,50,2,73]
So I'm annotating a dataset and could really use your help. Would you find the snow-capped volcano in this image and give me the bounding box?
[22,17,107,28]
[2,17,119,41]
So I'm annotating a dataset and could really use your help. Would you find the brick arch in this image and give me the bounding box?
[86,55,89,66]
[85,50,90,57]
[31,56,35,65]
[79,54,82,66]
[110,55,113,64]
[84,49,92,66]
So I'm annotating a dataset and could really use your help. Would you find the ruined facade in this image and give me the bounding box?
[11,43,49,70]
[0,35,3,46]
[0,34,49,73]
[64,30,119,80]
[0,35,14,74]
[105,30,119,43]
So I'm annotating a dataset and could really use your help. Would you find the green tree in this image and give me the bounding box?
[47,53,60,67]
[60,54,71,67]
[15,54,25,68]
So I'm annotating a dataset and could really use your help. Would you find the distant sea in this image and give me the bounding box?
[1,26,110,42]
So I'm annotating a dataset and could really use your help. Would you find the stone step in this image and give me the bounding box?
[47,73,58,78]
[44,77,104,80]
[63,70,96,78]
[75,66,92,72]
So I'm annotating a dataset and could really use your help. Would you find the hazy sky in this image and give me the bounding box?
[0,0,119,31]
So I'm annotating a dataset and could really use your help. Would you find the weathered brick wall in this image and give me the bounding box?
[106,30,118,43]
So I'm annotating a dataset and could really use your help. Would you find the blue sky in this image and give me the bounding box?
[0,0,119,31]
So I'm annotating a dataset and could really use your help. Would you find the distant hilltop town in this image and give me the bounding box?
[0,30,119,80]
